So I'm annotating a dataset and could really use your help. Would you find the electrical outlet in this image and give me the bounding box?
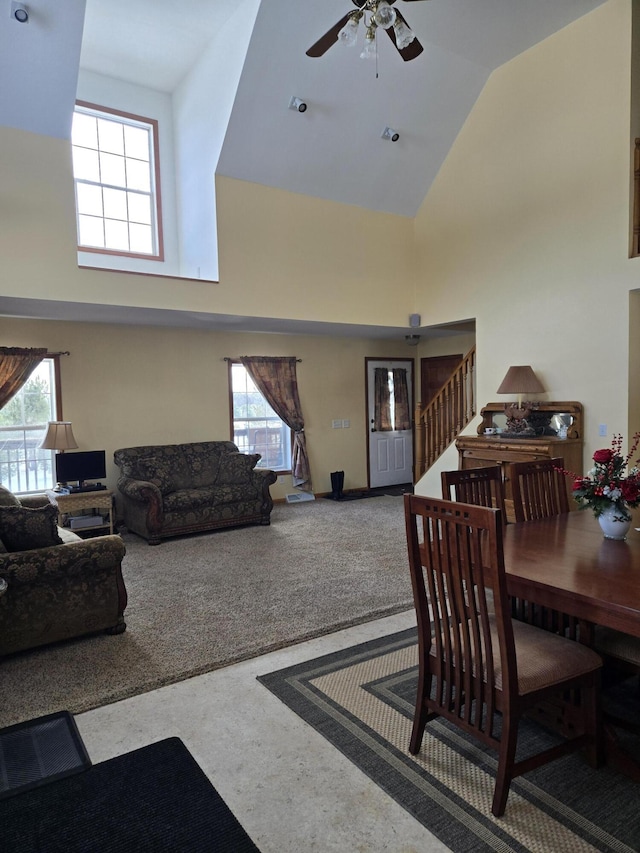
[332,419,342,429]
[277,476,285,484]
[342,419,350,428]
[598,424,607,437]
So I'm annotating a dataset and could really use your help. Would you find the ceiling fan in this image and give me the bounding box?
[306,0,428,63]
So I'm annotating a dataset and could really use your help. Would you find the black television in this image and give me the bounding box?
[55,450,107,489]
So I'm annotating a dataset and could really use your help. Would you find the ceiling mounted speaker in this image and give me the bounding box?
[409,313,421,328]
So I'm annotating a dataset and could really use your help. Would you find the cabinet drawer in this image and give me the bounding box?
[461,447,549,464]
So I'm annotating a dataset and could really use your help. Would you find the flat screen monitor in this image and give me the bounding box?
[55,450,106,486]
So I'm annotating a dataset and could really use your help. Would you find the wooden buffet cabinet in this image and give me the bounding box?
[455,402,583,523]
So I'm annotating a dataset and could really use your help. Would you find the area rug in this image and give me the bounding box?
[258,629,640,853]
[0,737,259,852]
[1,497,412,728]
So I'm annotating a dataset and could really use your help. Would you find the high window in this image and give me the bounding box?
[229,362,291,472]
[71,102,163,260]
[0,358,61,494]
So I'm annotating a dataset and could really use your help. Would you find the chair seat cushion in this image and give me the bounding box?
[509,618,602,694]
[594,625,640,666]
[431,616,602,695]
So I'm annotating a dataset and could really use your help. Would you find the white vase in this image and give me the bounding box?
[597,503,632,540]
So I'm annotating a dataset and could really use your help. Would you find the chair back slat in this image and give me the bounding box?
[404,495,515,741]
[509,457,569,522]
[441,466,507,527]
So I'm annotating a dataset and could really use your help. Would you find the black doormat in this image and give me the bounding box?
[259,629,640,853]
[0,737,259,853]
[0,711,91,800]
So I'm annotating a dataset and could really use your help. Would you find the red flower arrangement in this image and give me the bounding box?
[567,433,640,519]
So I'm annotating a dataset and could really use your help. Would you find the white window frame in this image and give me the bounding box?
[229,362,292,473]
[72,101,164,261]
[0,358,61,495]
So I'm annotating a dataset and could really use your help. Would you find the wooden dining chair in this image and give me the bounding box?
[404,494,603,817]
[508,457,569,522]
[441,466,506,525]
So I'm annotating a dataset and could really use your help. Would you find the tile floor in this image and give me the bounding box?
[77,609,450,852]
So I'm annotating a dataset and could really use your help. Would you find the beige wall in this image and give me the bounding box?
[1,318,432,500]
[0,128,414,330]
[414,0,637,497]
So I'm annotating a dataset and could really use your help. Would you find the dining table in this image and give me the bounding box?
[503,510,640,639]
[502,509,640,778]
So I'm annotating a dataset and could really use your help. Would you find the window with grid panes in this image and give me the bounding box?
[71,102,163,260]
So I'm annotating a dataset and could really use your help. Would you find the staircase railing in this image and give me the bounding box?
[414,346,476,481]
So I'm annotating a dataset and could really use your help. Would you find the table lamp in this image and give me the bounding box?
[41,421,78,490]
[40,421,78,452]
[496,366,545,409]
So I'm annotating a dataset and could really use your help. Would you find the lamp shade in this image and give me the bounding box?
[40,421,78,451]
[496,366,545,396]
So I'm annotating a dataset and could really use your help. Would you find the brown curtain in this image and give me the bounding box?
[374,368,392,431]
[0,347,47,410]
[239,356,311,491]
[392,368,411,431]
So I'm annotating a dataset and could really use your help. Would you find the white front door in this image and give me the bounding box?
[367,359,414,489]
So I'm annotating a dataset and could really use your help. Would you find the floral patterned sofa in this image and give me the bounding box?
[113,441,277,544]
[0,488,127,656]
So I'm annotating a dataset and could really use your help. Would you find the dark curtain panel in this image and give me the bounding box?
[374,368,392,432]
[239,356,311,491]
[392,368,411,431]
[0,347,47,410]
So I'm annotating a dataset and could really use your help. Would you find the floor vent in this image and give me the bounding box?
[285,492,316,504]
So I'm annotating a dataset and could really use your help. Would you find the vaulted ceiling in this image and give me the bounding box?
[3,0,606,217]
[0,0,606,337]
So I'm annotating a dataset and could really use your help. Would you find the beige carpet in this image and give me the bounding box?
[1,496,413,728]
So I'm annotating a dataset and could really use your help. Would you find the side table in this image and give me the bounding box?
[46,489,115,537]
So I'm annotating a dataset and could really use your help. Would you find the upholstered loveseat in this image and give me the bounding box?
[113,441,277,544]
[0,489,127,656]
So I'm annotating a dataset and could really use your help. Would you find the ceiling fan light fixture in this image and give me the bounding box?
[393,17,416,50]
[360,25,377,60]
[373,1,396,30]
[338,12,361,47]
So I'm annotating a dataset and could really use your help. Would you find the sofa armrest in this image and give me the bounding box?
[0,534,126,588]
[116,476,164,536]
[18,494,50,509]
[254,468,277,488]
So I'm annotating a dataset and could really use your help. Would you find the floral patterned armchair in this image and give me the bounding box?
[0,491,127,656]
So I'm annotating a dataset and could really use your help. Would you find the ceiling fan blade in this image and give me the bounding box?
[306,13,352,58]
[386,11,424,61]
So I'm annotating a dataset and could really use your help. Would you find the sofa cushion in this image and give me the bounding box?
[133,455,175,495]
[0,485,20,507]
[0,504,63,552]
[216,453,261,486]
[163,488,218,512]
[163,483,260,512]
[175,444,225,489]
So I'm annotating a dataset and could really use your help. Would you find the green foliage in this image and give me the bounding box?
[0,376,52,427]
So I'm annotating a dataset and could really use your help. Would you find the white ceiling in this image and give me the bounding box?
[0,0,606,336]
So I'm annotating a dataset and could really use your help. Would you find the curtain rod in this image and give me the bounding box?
[223,357,302,362]
[49,351,70,357]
